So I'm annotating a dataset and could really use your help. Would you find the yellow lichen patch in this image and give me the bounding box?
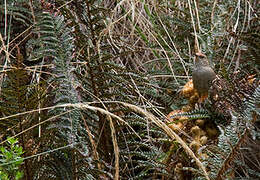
[200,136,208,145]
[181,105,193,112]
[189,93,199,105]
[181,80,202,107]
[191,126,205,141]
[190,126,208,160]
[167,110,188,131]
[195,119,206,127]
[181,80,195,98]
[247,74,256,85]
[195,119,219,139]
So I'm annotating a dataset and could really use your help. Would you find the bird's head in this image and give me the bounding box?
[195,52,209,66]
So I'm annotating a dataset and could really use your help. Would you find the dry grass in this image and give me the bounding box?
[0,0,259,179]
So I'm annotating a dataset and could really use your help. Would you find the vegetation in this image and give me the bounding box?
[0,0,259,179]
[0,137,24,180]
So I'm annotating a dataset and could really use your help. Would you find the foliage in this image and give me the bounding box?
[0,46,47,179]
[206,85,260,180]
[0,0,259,180]
[0,137,24,180]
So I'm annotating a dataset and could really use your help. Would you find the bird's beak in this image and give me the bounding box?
[195,52,206,57]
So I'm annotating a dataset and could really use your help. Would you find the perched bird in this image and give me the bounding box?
[192,52,216,103]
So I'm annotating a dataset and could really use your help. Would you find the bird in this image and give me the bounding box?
[192,52,216,103]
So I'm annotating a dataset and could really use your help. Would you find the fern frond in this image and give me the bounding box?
[169,109,210,121]
[206,85,260,180]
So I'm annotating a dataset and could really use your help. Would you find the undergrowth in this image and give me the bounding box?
[0,0,259,179]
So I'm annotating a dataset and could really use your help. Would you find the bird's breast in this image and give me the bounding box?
[192,66,216,94]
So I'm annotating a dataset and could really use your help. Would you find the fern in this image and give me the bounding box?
[1,1,259,179]
[169,109,211,121]
[119,115,173,179]
[0,0,32,36]
[29,12,93,179]
[56,2,167,179]
[0,50,47,179]
[205,85,260,180]
[26,12,59,61]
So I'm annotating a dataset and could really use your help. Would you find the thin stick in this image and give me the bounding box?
[187,0,200,53]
